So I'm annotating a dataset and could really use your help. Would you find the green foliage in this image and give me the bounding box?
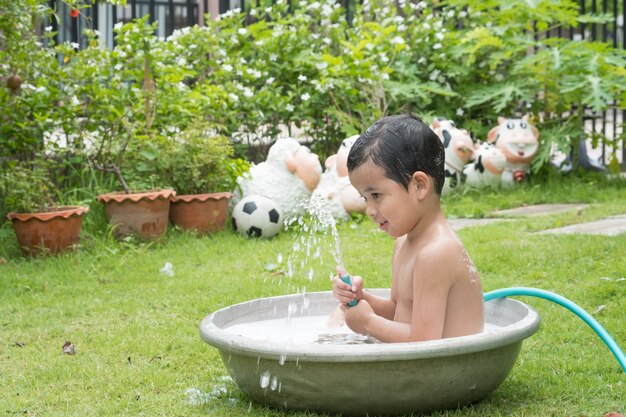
[128,122,250,195]
[0,157,57,213]
[1,0,624,221]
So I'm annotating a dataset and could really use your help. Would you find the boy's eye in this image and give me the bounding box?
[371,193,381,200]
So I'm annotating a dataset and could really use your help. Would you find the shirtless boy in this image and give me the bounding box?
[332,114,484,342]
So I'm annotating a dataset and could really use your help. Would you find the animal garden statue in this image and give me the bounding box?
[430,118,474,194]
[232,138,322,238]
[463,143,507,189]
[487,115,539,187]
[313,135,367,220]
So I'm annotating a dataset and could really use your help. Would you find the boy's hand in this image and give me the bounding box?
[343,299,374,335]
[332,267,363,306]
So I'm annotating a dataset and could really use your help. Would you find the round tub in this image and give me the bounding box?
[199,290,540,416]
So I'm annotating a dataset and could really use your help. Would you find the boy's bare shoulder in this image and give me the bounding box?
[415,231,465,266]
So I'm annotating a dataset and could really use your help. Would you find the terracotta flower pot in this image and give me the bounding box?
[6,206,89,255]
[169,192,233,234]
[97,189,175,240]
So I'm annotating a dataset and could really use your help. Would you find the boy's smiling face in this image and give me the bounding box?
[349,160,422,238]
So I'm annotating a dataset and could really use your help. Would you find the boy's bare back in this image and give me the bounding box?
[391,215,484,340]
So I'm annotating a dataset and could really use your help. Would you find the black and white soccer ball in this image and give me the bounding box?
[232,194,283,239]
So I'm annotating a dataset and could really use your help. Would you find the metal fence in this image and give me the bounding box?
[49,0,625,167]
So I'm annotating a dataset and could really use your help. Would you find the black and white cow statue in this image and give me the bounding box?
[431,118,474,195]
[487,115,539,187]
[463,143,507,189]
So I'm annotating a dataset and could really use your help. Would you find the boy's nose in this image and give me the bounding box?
[365,205,377,219]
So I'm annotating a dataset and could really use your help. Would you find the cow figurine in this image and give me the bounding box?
[487,115,539,187]
[431,118,474,194]
[313,135,367,220]
[233,137,323,221]
[463,143,507,189]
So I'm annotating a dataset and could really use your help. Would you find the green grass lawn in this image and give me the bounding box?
[1,174,625,416]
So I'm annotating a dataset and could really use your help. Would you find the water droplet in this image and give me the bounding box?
[260,371,270,388]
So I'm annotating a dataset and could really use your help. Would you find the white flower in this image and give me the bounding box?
[223,64,233,72]
[456,108,464,117]
[177,57,186,66]
[286,103,295,112]
[249,8,257,16]
[390,36,405,45]
[269,54,278,62]
[238,28,247,35]
[316,62,328,70]
[301,93,311,101]
[247,68,262,79]
[417,1,427,9]
[114,63,123,71]
[323,37,331,45]
[435,32,444,41]
[71,96,80,106]
[114,22,124,30]
[229,93,239,102]
[266,77,275,85]
[459,11,467,18]
[70,42,80,49]
[45,26,53,32]
[308,2,320,10]
[433,43,442,50]
[243,87,254,98]
[298,74,308,82]
[382,73,390,80]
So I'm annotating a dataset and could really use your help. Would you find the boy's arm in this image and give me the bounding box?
[345,246,452,342]
[361,290,396,320]
[408,246,453,341]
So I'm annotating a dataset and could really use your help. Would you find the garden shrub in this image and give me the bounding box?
[1,0,625,222]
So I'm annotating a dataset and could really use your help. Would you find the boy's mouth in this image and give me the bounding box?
[378,220,389,231]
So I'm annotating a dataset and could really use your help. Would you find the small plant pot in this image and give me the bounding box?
[97,189,175,240]
[169,192,233,234]
[6,206,89,255]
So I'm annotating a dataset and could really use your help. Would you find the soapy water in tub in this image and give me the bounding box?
[226,315,501,345]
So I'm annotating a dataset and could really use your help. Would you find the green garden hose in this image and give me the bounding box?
[484,287,625,373]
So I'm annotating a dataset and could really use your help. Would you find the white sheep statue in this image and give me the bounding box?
[232,138,322,237]
[313,135,366,220]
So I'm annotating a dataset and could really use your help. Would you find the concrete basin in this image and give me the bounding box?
[199,290,539,416]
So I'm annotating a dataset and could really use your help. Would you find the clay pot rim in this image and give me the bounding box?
[170,192,233,204]
[97,189,176,203]
[7,205,89,223]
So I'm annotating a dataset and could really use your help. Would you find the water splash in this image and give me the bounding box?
[283,194,345,289]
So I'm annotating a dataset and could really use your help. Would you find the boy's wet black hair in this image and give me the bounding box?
[347,114,445,195]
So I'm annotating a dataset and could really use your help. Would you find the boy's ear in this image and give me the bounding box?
[411,171,431,198]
